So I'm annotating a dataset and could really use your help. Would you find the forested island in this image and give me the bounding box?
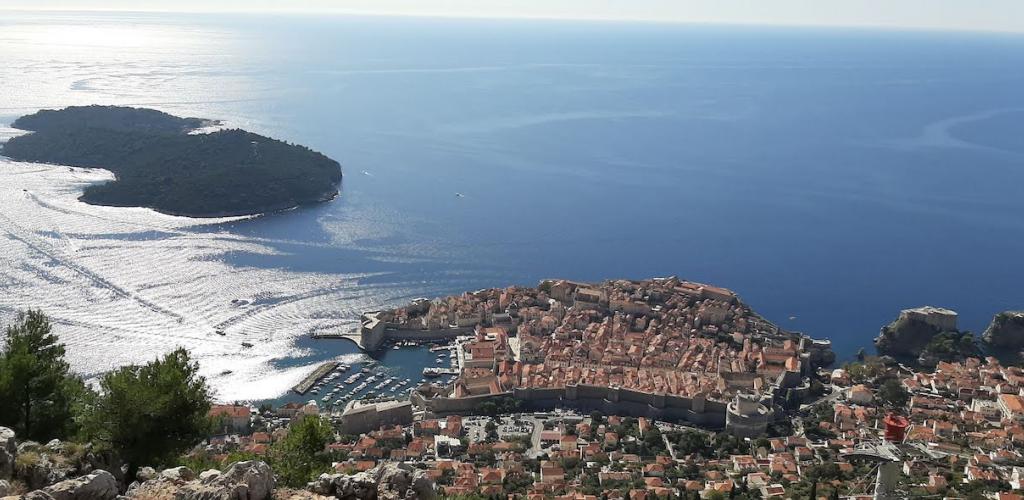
[1,106,342,217]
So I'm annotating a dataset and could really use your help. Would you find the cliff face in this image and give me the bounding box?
[982,311,1024,349]
[875,316,941,358]
[874,306,957,359]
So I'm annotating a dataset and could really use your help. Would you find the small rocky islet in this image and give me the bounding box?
[875,306,1024,367]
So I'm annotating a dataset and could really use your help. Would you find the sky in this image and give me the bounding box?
[2,0,1024,33]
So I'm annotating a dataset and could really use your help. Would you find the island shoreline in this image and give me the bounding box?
[2,106,343,219]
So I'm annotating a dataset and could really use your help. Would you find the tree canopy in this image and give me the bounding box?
[270,414,335,487]
[0,310,87,441]
[878,378,910,408]
[82,347,212,477]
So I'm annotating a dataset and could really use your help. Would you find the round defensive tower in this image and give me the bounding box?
[725,392,774,438]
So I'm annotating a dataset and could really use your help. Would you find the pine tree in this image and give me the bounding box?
[0,310,86,441]
[83,348,212,479]
[270,414,334,486]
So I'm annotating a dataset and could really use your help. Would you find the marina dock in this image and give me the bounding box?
[292,361,340,395]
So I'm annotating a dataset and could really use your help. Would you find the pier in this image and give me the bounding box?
[311,331,362,341]
[292,361,340,395]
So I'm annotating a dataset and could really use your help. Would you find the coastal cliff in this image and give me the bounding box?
[874,306,980,366]
[982,311,1024,350]
[874,306,957,358]
[1,106,342,218]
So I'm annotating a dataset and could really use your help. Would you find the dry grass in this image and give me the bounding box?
[14,450,41,471]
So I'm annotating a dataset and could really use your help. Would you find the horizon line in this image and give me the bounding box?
[2,7,1024,36]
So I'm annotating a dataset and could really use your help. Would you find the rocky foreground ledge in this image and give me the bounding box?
[0,426,434,500]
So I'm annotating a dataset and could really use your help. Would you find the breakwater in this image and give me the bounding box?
[292,361,339,395]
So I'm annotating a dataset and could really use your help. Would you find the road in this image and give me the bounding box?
[799,384,842,412]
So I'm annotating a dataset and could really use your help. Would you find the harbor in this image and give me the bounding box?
[291,361,339,395]
[267,335,464,412]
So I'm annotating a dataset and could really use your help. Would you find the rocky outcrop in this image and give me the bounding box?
[1,422,413,500]
[159,466,195,482]
[125,461,274,500]
[983,311,1024,350]
[875,306,958,358]
[17,447,73,490]
[307,471,376,499]
[43,470,117,500]
[307,463,435,500]
[272,489,332,500]
[376,463,435,500]
[0,427,15,480]
[22,490,56,500]
[45,441,64,454]
[0,429,276,500]
[219,461,274,500]
[135,467,157,483]
[2,435,122,493]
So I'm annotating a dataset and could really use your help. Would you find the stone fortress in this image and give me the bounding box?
[365,276,834,437]
[899,305,959,332]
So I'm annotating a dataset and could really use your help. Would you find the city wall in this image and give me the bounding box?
[419,384,728,428]
[360,311,473,351]
[384,327,473,342]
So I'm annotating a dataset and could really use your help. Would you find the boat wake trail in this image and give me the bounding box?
[0,159,460,401]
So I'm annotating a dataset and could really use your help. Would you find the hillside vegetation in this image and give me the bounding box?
[2,106,342,217]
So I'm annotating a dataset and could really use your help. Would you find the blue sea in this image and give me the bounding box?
[0,11,1022,401]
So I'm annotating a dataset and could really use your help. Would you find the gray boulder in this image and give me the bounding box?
[43,470,117,500]
[273,490,332,500]
[18,442,41,454]
[134,467,156,483]
[126,461,274,500]
[309,472,376,499]
[23,490,56,500]
[408,470,435,500]
[19,453,70,490]
[216,461,273,500]
[0,427,15,480]
[160,466,195,482]
[0,479,11,497]
[306,474,333,496]
[376,463,435,500]
[45,441,63,453]
[307,463,434,500]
